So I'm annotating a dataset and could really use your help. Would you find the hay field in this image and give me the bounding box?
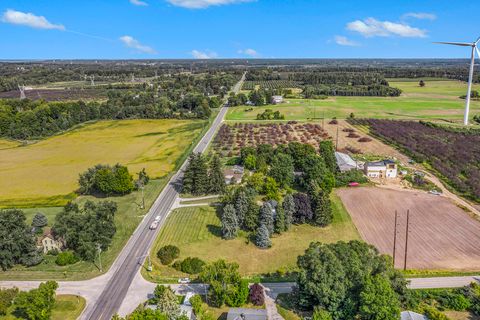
[0,119,205,207]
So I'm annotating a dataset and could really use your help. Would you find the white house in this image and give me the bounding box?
[37,229,63,253]
[364,160,397,179]
[271,95,284,105]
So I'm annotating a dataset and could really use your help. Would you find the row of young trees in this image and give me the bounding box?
[182,154,226,196]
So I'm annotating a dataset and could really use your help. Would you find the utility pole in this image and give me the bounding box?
[322,110,325,130]
[393,210,398,268]
[97,244,103,272]
[141,185,145,210]
[335,126,339,151]
[404,210,410,271]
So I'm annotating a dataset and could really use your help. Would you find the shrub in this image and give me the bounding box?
[358,137,372,142]
[55,251,79,266]
[329,118,338,125]
[249,284,265,306]
[175,257,206,274]
[31,212,48,228]
[157,245,180,265]
[420,305,450,320]
[347,132,360,138]
[78,164,134,196]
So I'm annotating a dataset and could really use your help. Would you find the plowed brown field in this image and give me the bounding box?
[337,187,480,270]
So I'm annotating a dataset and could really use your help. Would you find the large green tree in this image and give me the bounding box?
[359,275,401,320]
[0,209,42,270]
[282,194,295,230]
[183,153,209,196]
[319,140,337,174]
[13,281,58,320]
[53,201,117,261]
[199,260,248,307]
[155,286,181,320]
[259,202,274,235]
[269,153,294,188]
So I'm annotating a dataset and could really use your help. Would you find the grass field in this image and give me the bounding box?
[145,193,359,281]
[0,294,85,320]
[0,119,206,208]
[226,80,480,122]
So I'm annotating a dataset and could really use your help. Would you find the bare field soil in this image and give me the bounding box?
[337,187,480,270]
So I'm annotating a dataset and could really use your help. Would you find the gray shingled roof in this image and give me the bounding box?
[226,308,267,320]
[401,311,427,320]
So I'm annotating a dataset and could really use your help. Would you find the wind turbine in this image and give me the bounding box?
[435,38,480,125]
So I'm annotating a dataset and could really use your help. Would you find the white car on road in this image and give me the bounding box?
[149,221,159,230]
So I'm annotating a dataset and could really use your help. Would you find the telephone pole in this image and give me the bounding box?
[97,244,103,272]
[393,210,398,268]
[335,126,339,151]
[404,210,410,271]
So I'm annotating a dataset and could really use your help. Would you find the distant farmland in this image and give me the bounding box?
[337,187,480,271]
[0,119,205,207]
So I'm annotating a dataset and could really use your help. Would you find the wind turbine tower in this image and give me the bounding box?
[435,38,480,125]
[90,75,95,86]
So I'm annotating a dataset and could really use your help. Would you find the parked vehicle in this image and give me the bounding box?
[178,278,191,284]
[429,190,441,196]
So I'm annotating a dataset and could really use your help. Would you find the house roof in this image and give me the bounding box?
[401,311,427,320]
[335,152,357,172]
[227,308,267,320]
[366,159,396,168]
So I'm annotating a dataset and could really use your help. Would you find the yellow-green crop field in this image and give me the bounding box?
[0,119,205,208]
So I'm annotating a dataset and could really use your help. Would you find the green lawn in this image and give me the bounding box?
[145,192,359,282]
[0,294,85,320]
[226,80,480,122]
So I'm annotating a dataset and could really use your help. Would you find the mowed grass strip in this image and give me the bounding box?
[0,119,205,207]
[146,193,359,281]
[51,295,86,320]
[226,80,480,122]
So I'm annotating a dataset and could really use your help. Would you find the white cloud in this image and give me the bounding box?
[1,9,65,30]
[167,0,253,9]
[191,50,218,59]
[347,17,427,38]
[238,48,259,57]
[402,12,436,20]
[120,35,157,54]
[334,36,359,46]
[130,0,148,5]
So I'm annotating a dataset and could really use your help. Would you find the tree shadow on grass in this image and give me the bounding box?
[207,224,222,238]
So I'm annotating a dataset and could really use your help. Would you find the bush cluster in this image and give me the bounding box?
[157,245,180,265]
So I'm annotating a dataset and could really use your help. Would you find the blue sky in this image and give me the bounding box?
[0,0,479,59]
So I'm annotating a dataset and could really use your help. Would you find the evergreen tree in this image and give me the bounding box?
[274,205,286,234]
[259,203,274,235]
[312,308,333,320]
[31,212,48,228]
[313,189,333,227]
[282,194,295,231]
[209,154,226,194]
[234,190,249,227]
[243,202,259,232]
[221,204,239,240]
[182,154,197,194]
[194,154,209,195]
[155,285,181,320]
[255,224,271,249]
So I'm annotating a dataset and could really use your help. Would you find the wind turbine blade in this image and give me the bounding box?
[476,46,480,58]
[433,41,473,47]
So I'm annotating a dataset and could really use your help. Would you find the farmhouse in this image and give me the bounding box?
[37,229,63,253]
[271,95,284,104]
[227,308,267,320]
[364,160,397,178]
[335,152,358,172]
[224,165,245,185]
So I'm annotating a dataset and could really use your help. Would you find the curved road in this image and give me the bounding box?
[84,73,245,320]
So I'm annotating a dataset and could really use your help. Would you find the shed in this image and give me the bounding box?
[335,152,358,172]
[401,311,427,320]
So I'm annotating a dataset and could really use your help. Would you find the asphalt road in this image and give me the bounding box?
[85,73,245,320]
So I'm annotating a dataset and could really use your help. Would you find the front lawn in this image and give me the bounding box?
[145,192,359,282]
